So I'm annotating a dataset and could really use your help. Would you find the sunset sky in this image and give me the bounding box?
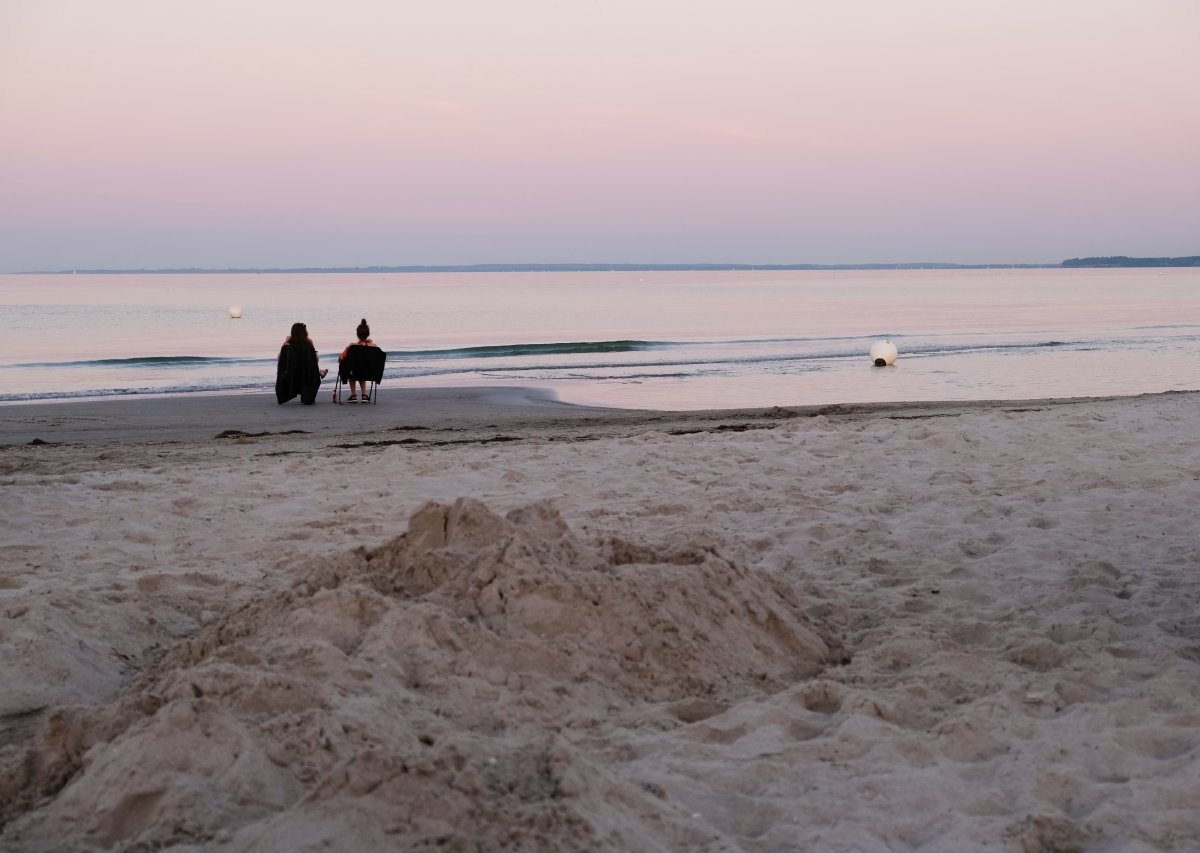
[2,0,1198,270]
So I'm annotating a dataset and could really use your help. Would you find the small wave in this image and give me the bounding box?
[1130,323,1200,331]
[900,339,1082,356]
[399,340,672,360]
[0,381,267,403]
[599,371,694,380]
[15,355,272,369]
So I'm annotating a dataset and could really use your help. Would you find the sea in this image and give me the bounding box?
[1,268,1197,411]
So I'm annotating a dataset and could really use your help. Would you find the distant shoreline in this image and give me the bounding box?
[12,256,1199,274]
[18,263,1052,274]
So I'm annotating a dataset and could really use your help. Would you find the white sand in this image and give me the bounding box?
[1,390,1199,851]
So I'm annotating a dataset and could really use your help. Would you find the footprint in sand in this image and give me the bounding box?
[1176,646,1200,664]
[1160,618,1200,641]
[947,620,1001,649]
[90,480,148,492]
[957,533,1007,558]
[1066,561,1122,593]
[793,681,843,714]
[1045,623,1094,644]
[1006,639,1068,672]
[935,718,1010,763]
[1116,729,1197,761]
[135,575,167,593]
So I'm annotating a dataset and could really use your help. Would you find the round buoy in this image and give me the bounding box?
[870,339,897,366]
[229,305,243,319]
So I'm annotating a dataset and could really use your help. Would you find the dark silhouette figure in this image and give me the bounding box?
[275,322,327,405]
[337,318,384,403]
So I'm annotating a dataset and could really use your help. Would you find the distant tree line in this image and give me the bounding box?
[1062,256,1200,267]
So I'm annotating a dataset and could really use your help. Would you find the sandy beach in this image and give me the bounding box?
[2,388,1198,851]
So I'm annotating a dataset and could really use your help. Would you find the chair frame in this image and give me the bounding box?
[333,345,386,405]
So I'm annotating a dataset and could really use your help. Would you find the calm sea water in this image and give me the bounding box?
[1,269,1197,410]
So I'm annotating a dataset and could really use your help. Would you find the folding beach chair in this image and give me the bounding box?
[333,345,387,404]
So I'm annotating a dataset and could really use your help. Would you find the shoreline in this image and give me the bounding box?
[1,384,1195,447]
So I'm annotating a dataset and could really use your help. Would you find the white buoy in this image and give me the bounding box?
[229,305,243,319]
[870,339,897,366]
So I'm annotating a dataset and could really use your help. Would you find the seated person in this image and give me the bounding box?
[338,318,380,402]
[275,322,328,405]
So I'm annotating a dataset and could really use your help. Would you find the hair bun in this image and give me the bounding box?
[360,318,367,324]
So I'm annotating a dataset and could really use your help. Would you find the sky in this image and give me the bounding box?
[2,0,1198,270]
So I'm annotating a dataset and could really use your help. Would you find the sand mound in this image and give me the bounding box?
[3,498,829,851]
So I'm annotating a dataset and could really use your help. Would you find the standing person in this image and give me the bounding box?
[338,318,379,402]
[275,322,328,405]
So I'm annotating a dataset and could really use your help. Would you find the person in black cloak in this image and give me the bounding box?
[275,322,328,405]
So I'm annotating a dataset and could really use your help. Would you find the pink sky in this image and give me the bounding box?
[2,0,1198,269]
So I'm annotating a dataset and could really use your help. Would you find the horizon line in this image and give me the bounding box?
[11,255,1200,275]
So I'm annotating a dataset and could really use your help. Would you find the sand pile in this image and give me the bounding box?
[2,498,830,851]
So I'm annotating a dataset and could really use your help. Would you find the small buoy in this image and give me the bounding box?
[229,305,243,319]
[870,339,897,366]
